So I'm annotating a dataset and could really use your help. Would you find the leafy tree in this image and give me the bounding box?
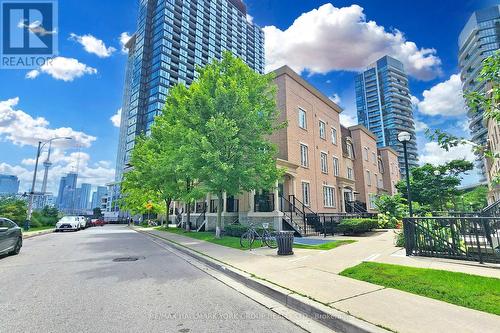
[0,197,27,224]
[31,206,60,227]
[92,207,103,218]
[120,136,180,224]
[426,51,499,184]
[459,185,488,212]
[396,160,474,211]
[375,194,406,228]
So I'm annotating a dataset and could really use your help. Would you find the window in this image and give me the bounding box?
[323,186,335,208]
[363,147,369,161]
[377,173,384,188]
[300,144,309,167]
[320,152,328,173]
[301,182,310,206]
[347,167,354,180]
[298,108,307,129]
[366,170,371,186]
[319,121,326,139]
[333,157,339,176]
[372,152,377,164]
[346,142,354,159]
[369,193,377,209]
[331,127,337,145]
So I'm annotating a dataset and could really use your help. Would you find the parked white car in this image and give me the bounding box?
[77,216,88,229]
[55,216,81,232]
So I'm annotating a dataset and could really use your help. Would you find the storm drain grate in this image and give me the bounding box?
[113,256,142,262]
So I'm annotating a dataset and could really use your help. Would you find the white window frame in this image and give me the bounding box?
[332,156,339,176]
[319,120,326,139]
[301,181,310,206]
[363,147,369,161]
[300,143,309,167]
[331,127,337,145]
[346,142,354,159]
[372,152,377,164]
[366,170,371,186]
[347,167,354,180]
[323,186,336,208]
[298,107,307,129]
[369,193,377,209]
[320,152,328,174]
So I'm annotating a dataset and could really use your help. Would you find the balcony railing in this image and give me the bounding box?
[254,194,274,212]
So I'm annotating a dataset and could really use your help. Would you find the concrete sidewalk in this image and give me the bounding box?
[142,228,499,333]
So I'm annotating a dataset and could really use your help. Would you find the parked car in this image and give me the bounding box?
[77,216,88,230]
[91,218,105,227]
[55,216,81,232]
[0,218,22,256]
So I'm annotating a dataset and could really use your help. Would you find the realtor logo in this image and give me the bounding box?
[1,0,58,69]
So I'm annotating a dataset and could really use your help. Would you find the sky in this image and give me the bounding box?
[0,0,497,195]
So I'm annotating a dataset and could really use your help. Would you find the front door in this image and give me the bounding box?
[344,191,353,212]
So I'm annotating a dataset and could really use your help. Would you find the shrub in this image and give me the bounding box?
[337,218,378,235]
[377,212,399,229]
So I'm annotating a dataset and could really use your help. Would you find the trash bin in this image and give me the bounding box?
[276,231,294,255]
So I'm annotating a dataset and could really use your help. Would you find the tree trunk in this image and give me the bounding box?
[215,191,223,238]
[185,180,191,232]
[163,199,171,227]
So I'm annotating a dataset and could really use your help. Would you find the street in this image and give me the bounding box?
[0,225,305,333]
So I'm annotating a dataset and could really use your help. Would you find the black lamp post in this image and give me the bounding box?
[398,131,413,217]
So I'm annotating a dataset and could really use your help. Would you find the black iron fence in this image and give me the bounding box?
[403,217,500,264]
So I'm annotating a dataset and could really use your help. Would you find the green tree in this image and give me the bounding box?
[32,205,60,227]
[0,197,27,224]
[92,207,103,218]
[396,160,474,211]
[459,185,488,212]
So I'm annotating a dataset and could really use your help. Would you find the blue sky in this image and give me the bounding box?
[0,0,496,193]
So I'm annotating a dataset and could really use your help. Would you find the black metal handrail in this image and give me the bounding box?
[288,195,320,236]
[403,216,500,264]
[482,200,500,217]
[193,203,207,230]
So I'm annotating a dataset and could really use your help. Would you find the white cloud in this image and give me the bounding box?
[119,32,132,54]
[419,141,476,166]
[264,4,441,80]
[246,14,254,24]
[25,69,40,79]
[111,108,122,128]
[70,33,116,58]
[0,97,96,148]
[414,119,429,132]
[340,108,357,127]
[329,93,341,105]
[415,74,466,116]
[27,57,97,81]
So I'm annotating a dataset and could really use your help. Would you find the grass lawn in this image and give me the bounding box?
[157,227,355,251]
[294,240,356,250]
[24,226,54,233]
[340,262,500,315]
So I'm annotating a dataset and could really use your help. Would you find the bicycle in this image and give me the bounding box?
[240,222,278,250]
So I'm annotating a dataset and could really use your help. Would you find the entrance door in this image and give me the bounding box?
[344,191,353,212]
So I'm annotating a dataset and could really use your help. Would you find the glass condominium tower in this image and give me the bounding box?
[355,55,419,174]
[458,5,499,178]
[115,0,265,181]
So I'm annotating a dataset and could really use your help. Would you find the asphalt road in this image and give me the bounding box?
[0,225,305,333]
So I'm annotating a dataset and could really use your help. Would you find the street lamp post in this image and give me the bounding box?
[398,131,413,217]
[26,137,72,230]
[433,170,443,211]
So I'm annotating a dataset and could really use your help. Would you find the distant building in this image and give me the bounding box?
[91,186,107,209]
[56,173,78,212]
[355,55,419,175]
[0,174,20,195]
[458,5,500,178]
[78,183,92,210]
[32,193,55,210]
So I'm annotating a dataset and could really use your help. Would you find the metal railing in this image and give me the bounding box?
[193,203,207,231]
[254,193,274,212]
[403,216,500,264]
[287,195,320,236]
[482,200,500,217]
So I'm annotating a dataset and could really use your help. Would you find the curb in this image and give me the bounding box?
[23,229,54,239]
[136,228,389,333]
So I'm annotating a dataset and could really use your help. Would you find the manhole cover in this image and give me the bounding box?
[113,256,142,262]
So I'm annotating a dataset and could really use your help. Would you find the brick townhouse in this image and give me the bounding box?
[171,65,400,234]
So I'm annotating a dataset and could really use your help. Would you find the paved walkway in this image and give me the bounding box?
[142,228,500,333]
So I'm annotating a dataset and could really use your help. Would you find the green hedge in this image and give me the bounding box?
[337,218,378,235]
[224,224,275,237]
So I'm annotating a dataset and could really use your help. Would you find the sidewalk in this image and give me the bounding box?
[23,228,54,239]
[141,228,499,333]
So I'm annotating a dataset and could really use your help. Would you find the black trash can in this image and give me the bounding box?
[276,231,294,255]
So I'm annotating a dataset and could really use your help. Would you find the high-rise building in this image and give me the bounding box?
[355,55,419,174]
[91,186,108,209]
[458,5,499,177]
[78,183,92,210]
[56,172,78,211]
[0,174,20,195]
[115,0,265,181]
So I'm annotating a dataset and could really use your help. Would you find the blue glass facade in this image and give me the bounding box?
[115,0,265,181]
[458,5,500,177]
[355,55,419,174]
